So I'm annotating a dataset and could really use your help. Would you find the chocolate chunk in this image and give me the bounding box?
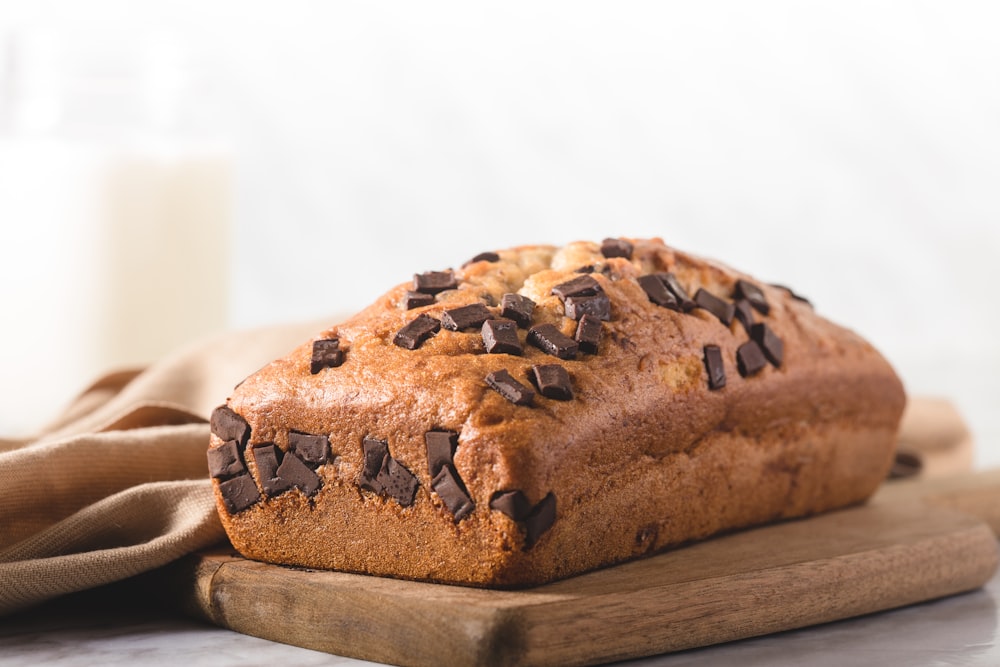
[432,466,474,521]
[360,437,389,494]
[207,440,245,479]
[442,303,493,331]
[575,265,596,274]
[310,338,343,374]
[734,279,770,315]
[413,270,457,295]
[376,456,419,507]
[530,364,573,401]
[465,251,500,265]
[524,492,557,548]
[734,299,755,332]
[253,444,292,496]
[750,323,784,367]
[600,238,633,259]
[565,293,611,321]
[638,274,680,310]
[485,369,535,406]
[694,288,736,326]
[489,490,533,521]
[277,451,322,497]
[551,275,602,300]
[425,430,458,478]
[737,340,768,377]
[771,283,812,307]
[527,324,578,360]
[482,319,523,355]
[574,314,603,354]
[288,432,330,467]
[500,293,536,329]
[703,345,726,391]
[210,406,250,447]
[217,474,260,514]
[393,314,441,350]
[658,273,696,311]
[403,291,436,310]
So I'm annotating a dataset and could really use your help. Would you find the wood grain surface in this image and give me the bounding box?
[166,475,1000,667]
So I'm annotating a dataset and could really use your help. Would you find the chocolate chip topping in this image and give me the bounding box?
[432,466,474,521]
[277,450,322,496]
[574,314,603,354]
[485,369,535,406]
[575,265,596,274]
[600,237,633,259]
[393,314,441,350]
[413,270,457,295]
[376,457,420,507]
[482,319,523,355]
[658,273,696,311]
[638,274,680,310]
[527,324,579,360]
[210,406,251,447]
[500,293,536,328]
[403,291,436,310]
[551,275,602,300]
[489,490,533,521]
[253,444,292,497]
[737,340,768,377]
[425,430,458,479]
[441,303,493,331]
[734,279,770,315]
[359,437,390,494]
[530,364,573,400]
[207,440,245,479]
[524,492,557,548]
[703,345,726,390]
[310,338,343,374]
[218,474,260,514]
[465,251,500,265]
[288,432,330,467]
[734,299,755,332]
[564,293,611,321]
[750,322,784,367]
[771,283,812,307]
[694,288,736,326]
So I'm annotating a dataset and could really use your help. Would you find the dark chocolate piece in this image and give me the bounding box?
[207,440,245,479]
[482,319,523,355]
[600,237,633,259]
[310,338,343,374]
[564,293,611,321]
[288,432,330,467]
[734,279,770,315]
[485,369,535,406]
[527,324,578,360]
[575,265,596,274]
[432,466,475,521]
[276,451,322,496]
[360,437,389,494]
[734,299,755,332]
[694,288,736,326]
[574,314,603,354]
[217,474,260,514]
[413,270,457,295]
[403,291,436,310]
[441,303,493,331]
[551,275,602,300]
[425,430,458,479]
[210,405,250,447]
[703,345,726,391]
[771,283,812,307]
[465,251,500,265]
[531,364,573,401]
[736,340,767,377]
[524,492,557,548]
[393,314,441,350]
[376,456,419,507]
[637,274,679,310]
[658,273,696,311]
[253,444,292,496]
[749,323,784,367]
[489,490,533,521]
[500,293,536,328]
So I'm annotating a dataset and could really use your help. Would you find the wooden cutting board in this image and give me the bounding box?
[164,470,1000,667]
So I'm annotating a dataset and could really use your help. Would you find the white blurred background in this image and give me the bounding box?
[1,2,998,465]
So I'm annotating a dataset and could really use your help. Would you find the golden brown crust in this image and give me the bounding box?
[209,238,906,587]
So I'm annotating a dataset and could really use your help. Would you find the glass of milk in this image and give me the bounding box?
[0,31,232,436]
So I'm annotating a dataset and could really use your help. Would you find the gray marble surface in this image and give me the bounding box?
[1,568,998,666]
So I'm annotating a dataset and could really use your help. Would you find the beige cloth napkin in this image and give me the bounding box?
[0,319,328,615]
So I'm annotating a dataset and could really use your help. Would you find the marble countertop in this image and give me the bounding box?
[2,566,998,667]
